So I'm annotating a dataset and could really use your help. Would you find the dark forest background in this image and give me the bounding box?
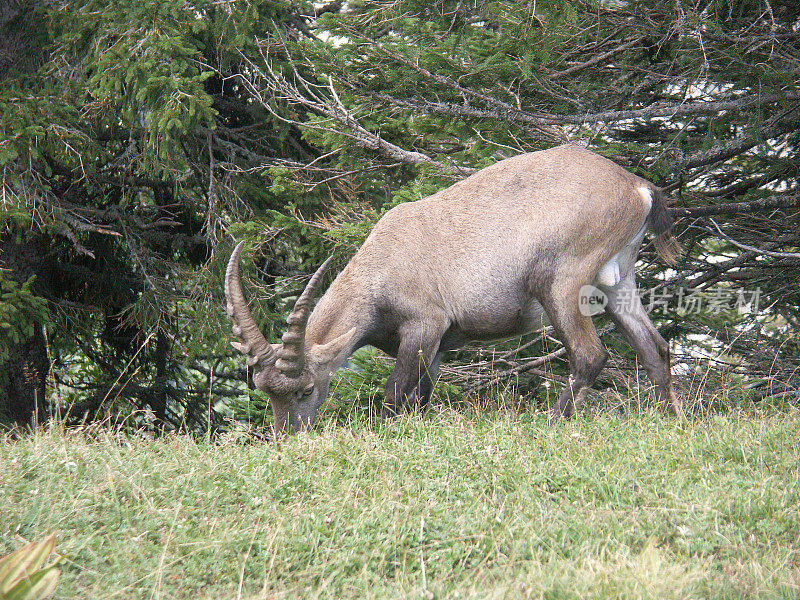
[1,0,798,430]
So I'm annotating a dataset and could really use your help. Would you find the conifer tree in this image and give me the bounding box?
[2,0,798,427]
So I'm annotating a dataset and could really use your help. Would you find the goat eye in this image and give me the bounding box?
[302,385,314,397]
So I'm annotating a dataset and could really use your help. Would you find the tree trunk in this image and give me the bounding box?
[0,235,50,427]
[0,327,48,426]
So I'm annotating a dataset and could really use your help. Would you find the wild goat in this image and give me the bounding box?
[226,144,681,436]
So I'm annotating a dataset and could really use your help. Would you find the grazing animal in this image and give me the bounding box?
[225,144,681,436]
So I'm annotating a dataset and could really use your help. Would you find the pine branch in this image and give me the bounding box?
[345,28,548,122]
[672,193,800,217]
[351,83,800,128]
[678,115,800,170]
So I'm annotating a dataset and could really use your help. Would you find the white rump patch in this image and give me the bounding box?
[592,189,652,291]
[595,257,621,287]
[638,187,653,213]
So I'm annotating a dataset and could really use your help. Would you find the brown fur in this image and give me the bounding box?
[226,144,682,435]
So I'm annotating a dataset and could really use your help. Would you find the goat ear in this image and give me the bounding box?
[308,328,358,368]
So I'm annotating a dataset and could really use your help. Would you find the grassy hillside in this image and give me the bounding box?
[1,407,799,599]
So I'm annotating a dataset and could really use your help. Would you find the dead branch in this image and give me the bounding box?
[235,47,475,177]
[549,36,644,79]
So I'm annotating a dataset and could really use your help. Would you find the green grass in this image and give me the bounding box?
[1,406,799,599]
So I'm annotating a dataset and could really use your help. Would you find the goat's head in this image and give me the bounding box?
[225,242,353,436]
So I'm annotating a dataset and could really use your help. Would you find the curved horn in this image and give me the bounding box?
[275,255,334,376]
[225,241,278,369]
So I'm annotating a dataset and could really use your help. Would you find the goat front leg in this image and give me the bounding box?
[417,351,443,410]
[383,322,444,418]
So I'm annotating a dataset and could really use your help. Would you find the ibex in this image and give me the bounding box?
[226,144,681,436]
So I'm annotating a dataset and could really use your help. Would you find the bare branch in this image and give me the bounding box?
[549,36,644,79]
[707,218,800,259]
[236,48,475,177]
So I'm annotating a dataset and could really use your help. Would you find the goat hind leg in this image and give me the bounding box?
[603,275,681,416]
[542,283,608,420]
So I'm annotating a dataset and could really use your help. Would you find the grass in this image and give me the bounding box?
[1,404,799,599]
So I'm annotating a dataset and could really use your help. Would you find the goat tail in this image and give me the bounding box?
[649,187,680,264]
